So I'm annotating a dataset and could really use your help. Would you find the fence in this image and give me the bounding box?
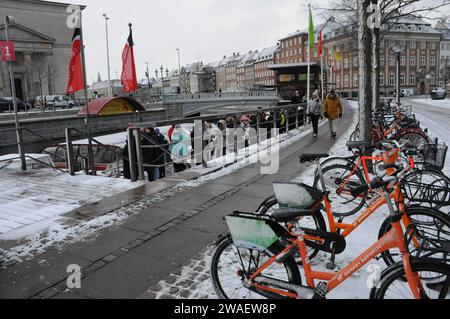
[126,103,307,182]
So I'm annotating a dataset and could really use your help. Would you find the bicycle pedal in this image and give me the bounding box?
[326,262,336,270]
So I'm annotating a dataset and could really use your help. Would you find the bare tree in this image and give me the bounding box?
[313,0,450,145]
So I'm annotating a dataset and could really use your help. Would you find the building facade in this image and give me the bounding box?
[435,19,450,91]
[254,47,277,88]
[323,17,442,97]
[0,0,84,102]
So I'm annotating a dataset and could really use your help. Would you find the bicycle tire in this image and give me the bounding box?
[256,196,327,260]
[313,163,367,217]
[371,260,450,299]
[378,207,450,267]
[210,235,302,299]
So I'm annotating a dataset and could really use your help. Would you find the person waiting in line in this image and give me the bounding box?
[307,91,323,138]
[155,128,168,178]
[141,127,165,182]
[323,89,344,139]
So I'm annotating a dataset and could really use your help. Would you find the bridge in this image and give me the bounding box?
[161,91,280,118]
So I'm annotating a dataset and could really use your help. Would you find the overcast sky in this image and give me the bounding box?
[67,0,329,83]
[65,0,449,83]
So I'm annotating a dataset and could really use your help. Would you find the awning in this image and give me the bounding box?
[268,62,322,74]
[78,97,145,117]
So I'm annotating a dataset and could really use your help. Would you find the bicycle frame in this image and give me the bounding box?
[248,192,425,299]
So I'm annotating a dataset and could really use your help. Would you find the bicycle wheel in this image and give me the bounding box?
[371,261,450,299]
[378,207,450,267]
[396,131,429,151]
[313,164,367,217]
[257,196,327,260]
[210,235,301,299]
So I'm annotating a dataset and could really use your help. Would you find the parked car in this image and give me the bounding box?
[0,97,29,112]
[391,91,405,98]
[36,95,75,109]
[430,88,447,100]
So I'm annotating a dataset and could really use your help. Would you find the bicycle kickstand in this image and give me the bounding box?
[326,243,337,270]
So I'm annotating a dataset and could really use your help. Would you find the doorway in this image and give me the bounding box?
[14,78,24,101]
[419,81,426,95]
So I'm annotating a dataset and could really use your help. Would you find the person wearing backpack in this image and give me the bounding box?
[307,91,323,138]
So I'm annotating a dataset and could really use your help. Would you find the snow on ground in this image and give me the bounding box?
[0,115,324,264]
[0,168,143,240]
[410,97,450,110]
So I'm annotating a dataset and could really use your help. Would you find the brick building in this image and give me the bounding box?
[254,46,277,89]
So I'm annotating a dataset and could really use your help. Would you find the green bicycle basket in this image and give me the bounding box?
[225,214,280,252]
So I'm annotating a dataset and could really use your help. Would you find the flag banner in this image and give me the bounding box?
[318,31,323,57]
[0,41,15,62]
[308,8,315,49]
[66,28,84,95]
[121,24,138,93]
[334,51,343,62]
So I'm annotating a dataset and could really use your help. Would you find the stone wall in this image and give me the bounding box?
[0,109,166,155]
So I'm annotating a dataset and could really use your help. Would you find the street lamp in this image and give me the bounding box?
[391,45,406,106]
[102,14,112,97]
[176,48,181,92]
[145,62,150,89]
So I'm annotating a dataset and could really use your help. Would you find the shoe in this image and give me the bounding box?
[313,133,318,137]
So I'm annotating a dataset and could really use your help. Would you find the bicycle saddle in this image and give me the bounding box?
[300,154,329,163]
[346,141,371,149]
[271,208,318,223]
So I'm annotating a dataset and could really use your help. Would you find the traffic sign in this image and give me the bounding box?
[0,41,16,62]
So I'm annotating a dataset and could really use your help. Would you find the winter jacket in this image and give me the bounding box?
[323,94,343,120]
[307,99,323,117]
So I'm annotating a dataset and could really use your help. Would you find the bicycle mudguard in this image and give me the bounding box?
[303,229,346,255]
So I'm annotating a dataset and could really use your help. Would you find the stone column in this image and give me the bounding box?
[46,52,55,95]
[0,58,11,96]
[24,51,34,101]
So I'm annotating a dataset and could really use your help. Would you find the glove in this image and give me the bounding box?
[339,113,343,119]
[324,113,329,119]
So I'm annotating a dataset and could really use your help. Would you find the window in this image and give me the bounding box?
[380,55,384,66]
[389,55,395,66]
[353,56,358,67]
[431,42,436,50]
[430,56,435,66]
[336,75,341,87]
[380,73,384,86]
[410,41,416,49]
[410,56,416,66]
[400,56,406,66]
[344,74,350,87]
[420,57,426,66]
[344,58,349,69]
[354,73,359,87]
[420,41,426,49]
[400,73,406,85]
[410,73,416,85]
[389,73,395,85]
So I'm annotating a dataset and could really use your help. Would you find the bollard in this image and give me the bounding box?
[133,129,145,181]
[127,129,138,182]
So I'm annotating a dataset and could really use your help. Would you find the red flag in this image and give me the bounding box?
[66,28,84,95]
[121,24,138,93]
[318,31,323,57]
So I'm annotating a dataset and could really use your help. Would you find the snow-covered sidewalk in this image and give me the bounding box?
[0,169,143,240]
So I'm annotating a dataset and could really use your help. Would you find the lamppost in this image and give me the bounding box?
[102,14,112,97]
[3,15,25,171]
[160,65,164,95]
[176,48,181,92]
[391,45,406,106]
[145,62,150,89]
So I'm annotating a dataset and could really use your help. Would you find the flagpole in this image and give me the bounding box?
[79,11,96,175]
[307,5,311,103]
[321,52,324,101]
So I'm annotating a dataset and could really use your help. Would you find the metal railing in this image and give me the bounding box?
[0,127,76,173]
[161,91,280,103]
[126,103,307,182]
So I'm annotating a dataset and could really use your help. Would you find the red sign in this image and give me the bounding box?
[0,41,16,62]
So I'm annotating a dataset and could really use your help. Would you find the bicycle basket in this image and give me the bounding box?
[272,182,323,209]
[400,105,413,117]
[402,179,450,207]
[225,214,282,252]
[423,143,448,171]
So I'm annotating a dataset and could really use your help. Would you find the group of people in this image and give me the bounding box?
[307,89,344,138]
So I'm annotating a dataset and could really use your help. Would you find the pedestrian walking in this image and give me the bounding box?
[307,91,323,138]
[323,89,343,139]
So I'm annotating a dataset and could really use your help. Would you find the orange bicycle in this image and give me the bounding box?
[211,168,450,299]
